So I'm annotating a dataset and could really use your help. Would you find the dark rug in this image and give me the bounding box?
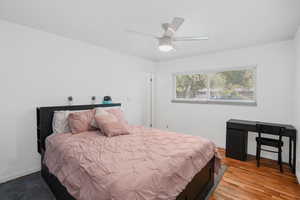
[0,172,55,200]
[0,165,227,200]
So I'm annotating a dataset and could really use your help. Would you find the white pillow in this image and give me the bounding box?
[52,111,70,134]
[52,110,89,134]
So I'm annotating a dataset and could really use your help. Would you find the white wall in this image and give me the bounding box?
[293,27,300,180]
[0,18,298,183]
[0,20,155,183]
[155,41,295,162]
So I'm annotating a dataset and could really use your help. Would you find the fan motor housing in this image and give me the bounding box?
[158,36,172,46]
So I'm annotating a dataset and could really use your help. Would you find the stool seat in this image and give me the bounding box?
[256,137,283,148]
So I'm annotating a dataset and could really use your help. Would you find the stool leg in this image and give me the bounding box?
[256,145,258,160]
[289,138,292,167]
[279,147,283,173]
[256,144,260,167]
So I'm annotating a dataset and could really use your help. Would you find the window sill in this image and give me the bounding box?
[171,99,257,106]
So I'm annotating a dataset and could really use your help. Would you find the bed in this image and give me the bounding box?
[37,104,219,200]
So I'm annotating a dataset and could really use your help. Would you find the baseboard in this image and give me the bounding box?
[0,167,41,184]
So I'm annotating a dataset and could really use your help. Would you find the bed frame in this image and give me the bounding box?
[37,104,215,200]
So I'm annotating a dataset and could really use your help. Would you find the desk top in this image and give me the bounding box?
[228,119,296,131]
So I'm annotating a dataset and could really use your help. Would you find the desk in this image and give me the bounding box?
[226,119,297,173]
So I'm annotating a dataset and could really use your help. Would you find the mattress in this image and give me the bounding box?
[44,126,220,200]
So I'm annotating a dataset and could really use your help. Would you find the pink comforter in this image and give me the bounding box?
[44,126,220,200]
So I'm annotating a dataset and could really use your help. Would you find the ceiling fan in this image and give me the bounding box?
[126,17,208,52]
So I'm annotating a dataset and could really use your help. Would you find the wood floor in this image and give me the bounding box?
[210,148,300,200]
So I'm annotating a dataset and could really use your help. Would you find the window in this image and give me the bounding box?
[173,67,256,105]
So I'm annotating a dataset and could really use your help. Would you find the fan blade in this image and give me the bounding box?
[173,36,209,41]
[171,17,184,31]
[162,23,175,37]
[126,29,158,39]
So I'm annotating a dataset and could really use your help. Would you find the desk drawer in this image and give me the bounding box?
[226,128,248,161]
[227,122,256,132]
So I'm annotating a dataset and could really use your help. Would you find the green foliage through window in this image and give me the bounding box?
[175,68,256,102]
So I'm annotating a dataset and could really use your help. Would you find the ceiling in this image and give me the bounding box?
[0,0,300,62]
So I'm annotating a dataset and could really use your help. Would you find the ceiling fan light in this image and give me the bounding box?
[158,37,174,52]
[158,44,174,52]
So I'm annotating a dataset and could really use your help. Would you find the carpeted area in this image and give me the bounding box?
[0,172,55,200]
[0,165,227,200]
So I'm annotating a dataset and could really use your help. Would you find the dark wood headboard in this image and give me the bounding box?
[36,103,121,154]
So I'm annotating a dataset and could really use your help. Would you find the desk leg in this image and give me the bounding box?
[293,138,296,174]
[289,138,292,167]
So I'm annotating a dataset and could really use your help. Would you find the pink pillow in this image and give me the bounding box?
[93,109,112,126]
[68,110,96,134]
[95,111,130,137]
[106,108,128,124]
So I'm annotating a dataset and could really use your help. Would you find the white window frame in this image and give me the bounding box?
[172,66,257,106]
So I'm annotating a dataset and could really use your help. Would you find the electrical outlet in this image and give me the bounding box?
[166,125,169,129]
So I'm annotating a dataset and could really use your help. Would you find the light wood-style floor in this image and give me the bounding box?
[210,148,300,200]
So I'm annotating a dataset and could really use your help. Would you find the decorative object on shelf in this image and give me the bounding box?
[91,96,96,104]
[102,96,112,104]
[67,96,73,106]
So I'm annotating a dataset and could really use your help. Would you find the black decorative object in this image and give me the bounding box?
[67,96,73,105]
[91,96,96,104]
[103,96,112,104]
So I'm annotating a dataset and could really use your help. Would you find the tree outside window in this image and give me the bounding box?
[174,68,256,104]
